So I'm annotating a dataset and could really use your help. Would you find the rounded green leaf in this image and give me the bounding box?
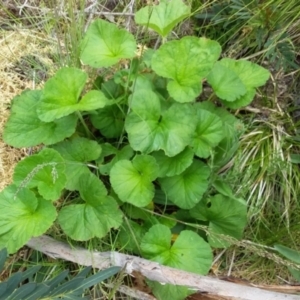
[80,19,137,68]
[159,160,210,209]
[0,185,57,253]
[151,36,221,103]
[190,194,247,248]
[13,148,66,201]
[221,88,256,109]
[52,137,102,191]
[125,89,197,156]
[77,90,108,111]
[207,58,270,105]
[3,90,77,148]
[151,147,194,177]
[190,107,224,158]
[167,80,202,104]
[219,58,270,88]
[78,170,108,200]
[216,58,270,109]
[148,282,192,300]
[192,102,244,168]
[90,105,124,138]
[58,199,120,241]
[110,155,159,207]
[58,173,123,241]
[37,67,87,122]
[207,62,247,102]
[37,68,108,122]
[135,0,190,38]
[141,224,212,275]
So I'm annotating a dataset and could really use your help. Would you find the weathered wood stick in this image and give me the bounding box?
[27,235,300,300]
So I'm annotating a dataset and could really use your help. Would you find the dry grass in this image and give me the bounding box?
[0,28,56,190]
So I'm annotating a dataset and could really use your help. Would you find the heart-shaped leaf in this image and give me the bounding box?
[147,282,192,300]
[190,194,247,247]
[159,160,210,209]
[151,37,221,102]
[135,0,190,38]
[37,68,108,122]
[218,59,270,108]
[81,19,137,68]
[0,185,57,253]
[52,137,102,191]
[219,58,270,88]
[125,89,197,156]
[196,103,244,168]
[110,155,159,207]
[221,88,256,109]
[58,173,123,241]
[207,62,247,102]
[151,147,194,177]
[190,106,224,158]
[141,224,212,274]
[3,90,77,148]
[13,148,66,201]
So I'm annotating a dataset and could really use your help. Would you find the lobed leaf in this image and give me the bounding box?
[110,155,159,207]
[208,58,270,107]
[151,147,194,177]
[219,58,270,88]
[207,62,246,102]
[52,137,102,191]
[135,0,190,37]
[13,148,66,201]
[148,282,192,300]
[0,185,56,253]
[221,88,256,109]
[190,106,224,158]
[141,224,212,274]
[190,194,247,247]
[3,90,77,148]
[218,58,270,108]
[58,173,123,241]
[159,160,210,209]
[125,89,197,156]
[37,68,108,122]
[151,36,221,102]
[81,19,137,68]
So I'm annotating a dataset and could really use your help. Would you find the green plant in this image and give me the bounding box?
[274,244,300,281]
[194,0,299,71]
[0,1,270,298]
[0,248,120,299]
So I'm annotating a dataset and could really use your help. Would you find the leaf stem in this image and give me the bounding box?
[76,111,91,138]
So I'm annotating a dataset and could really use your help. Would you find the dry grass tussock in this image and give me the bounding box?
[0,28,55,190]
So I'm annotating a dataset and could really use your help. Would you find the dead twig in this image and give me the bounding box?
[27,235,300,300]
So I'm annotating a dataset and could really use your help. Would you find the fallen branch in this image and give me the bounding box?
[27,235,300,300]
